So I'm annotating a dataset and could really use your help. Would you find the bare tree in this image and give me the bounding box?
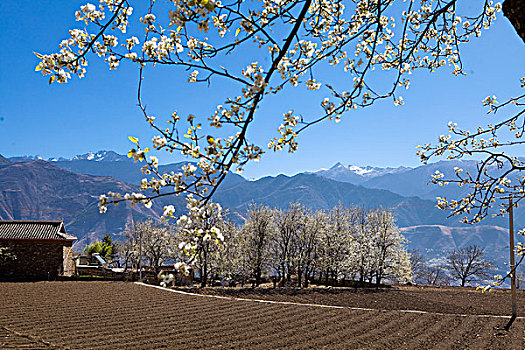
[409,249,426,282]
[409,251,451,286]
[420,265,451,286]
[447,245,494,287]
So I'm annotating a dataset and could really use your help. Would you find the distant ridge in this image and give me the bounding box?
[4,153,522,224]
[70,150,129,162]
[0,155,451,244]
[8,155,45,162]
[0,159,167,247]
[400,224,521,268]
[311,162,412,185]
[2,152,524,271]
[213,172,449,227]
[9,150,128,163]
[0,154,10,165]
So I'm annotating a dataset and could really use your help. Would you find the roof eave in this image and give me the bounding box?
[0,238,76,243]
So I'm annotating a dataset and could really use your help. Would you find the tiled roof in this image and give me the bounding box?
[0,221,77,241]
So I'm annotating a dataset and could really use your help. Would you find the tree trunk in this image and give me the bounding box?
[254,266,261,287]
[303,266,311,288]
[376,275,382,288]
[332,271,338,286]
[279,263,286,287]
[201,260,208,288]
[503,0,525,43]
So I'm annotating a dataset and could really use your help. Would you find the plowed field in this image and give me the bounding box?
[178,285,525,316]
[0,282,524,349]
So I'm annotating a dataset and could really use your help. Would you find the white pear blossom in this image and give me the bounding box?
[36,1,510,270]
[163,205,176,218]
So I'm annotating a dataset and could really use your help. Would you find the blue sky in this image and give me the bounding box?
[1,1,524,179]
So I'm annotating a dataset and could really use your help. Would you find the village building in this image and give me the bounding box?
[0,220,77,280]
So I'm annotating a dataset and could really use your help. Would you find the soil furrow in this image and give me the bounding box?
[2,282,525,350]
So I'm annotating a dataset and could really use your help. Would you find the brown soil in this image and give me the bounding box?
[0,326,54,349]
[0,281,523,349]
[178,284,525,316]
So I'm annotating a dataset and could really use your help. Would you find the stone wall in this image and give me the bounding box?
[76,266,127,279]
[0,240,75,280]
[63,244,75,277]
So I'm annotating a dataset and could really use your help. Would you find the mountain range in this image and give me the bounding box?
[9,151,245,188]
[400,225,513,269]
[0,160,166,247]
[1,151,521,267]
[311,160,477,200]
[311,163,412,185]
[9,151,128,163]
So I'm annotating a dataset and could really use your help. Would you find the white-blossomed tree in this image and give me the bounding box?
[417,82,525,290]
[120,219,175,278]
[416,16,524,290]
[36,0,523,265]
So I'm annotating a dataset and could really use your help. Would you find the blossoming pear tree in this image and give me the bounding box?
[36,0,516,260]
[416,1,524,294]
[175,194,224,285]
[418,84,525,225]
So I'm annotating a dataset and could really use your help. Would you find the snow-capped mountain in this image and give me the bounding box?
[7,150,246,189]
[312,162,412,185]
[8,155,45,162]
[9,151,128,163]
[312,160,495,203]
[71,151,128,162]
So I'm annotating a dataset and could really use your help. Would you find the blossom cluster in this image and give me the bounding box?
[36,0,505,245]
[174,195,224,261]
[417,77,525,224]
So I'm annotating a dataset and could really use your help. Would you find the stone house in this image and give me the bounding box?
[0,220,77,280]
